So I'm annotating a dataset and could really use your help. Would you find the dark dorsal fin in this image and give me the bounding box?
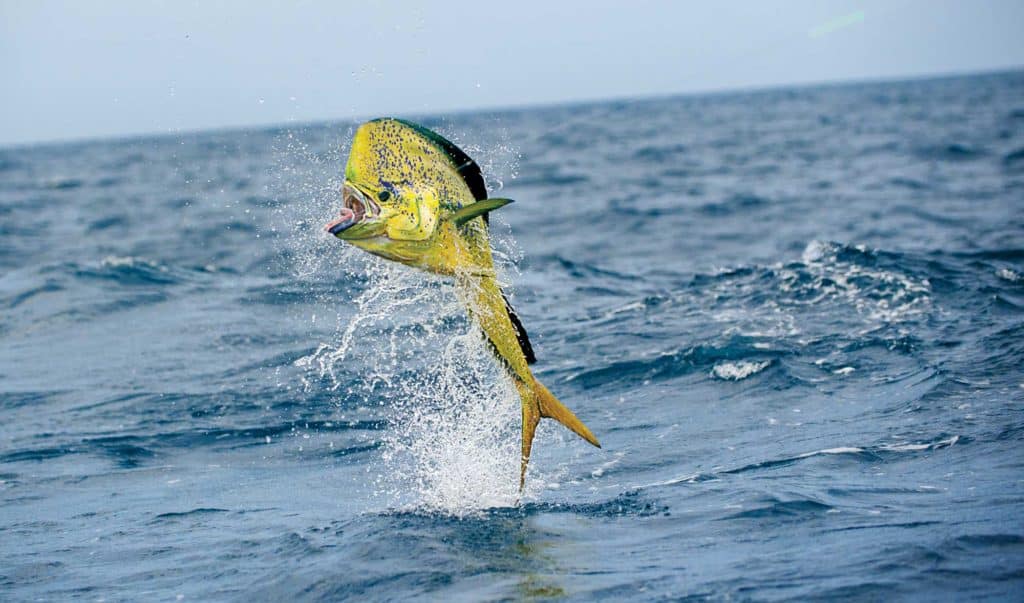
[392,119,532,360]
[503,292,536,364]
[390,118,488,202]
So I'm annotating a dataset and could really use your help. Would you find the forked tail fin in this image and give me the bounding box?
[517,378,601,492]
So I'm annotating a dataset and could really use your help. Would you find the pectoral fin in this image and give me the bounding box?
[449,198,514,227]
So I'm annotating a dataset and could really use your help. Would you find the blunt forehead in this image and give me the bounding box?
[345,119,476,208]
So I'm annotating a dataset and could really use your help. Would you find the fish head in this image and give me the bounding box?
[325,179,440,245]
[325,118,485,263]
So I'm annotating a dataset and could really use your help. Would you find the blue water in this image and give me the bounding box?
[3,70,1024,601]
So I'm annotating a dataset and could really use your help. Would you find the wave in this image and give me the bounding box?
[0,419,386,466]
[637,434,964,492]
[721,497,833,521]
[711,360,772,380]
[565,338,785,390]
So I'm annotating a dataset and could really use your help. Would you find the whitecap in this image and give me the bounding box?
[996,267,1022,283]
[711,360,771,380]
[796,447,864,458]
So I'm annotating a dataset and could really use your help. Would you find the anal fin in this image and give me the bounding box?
[503,293,536,364]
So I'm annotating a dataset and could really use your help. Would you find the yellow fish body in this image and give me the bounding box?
[326,118,600,490]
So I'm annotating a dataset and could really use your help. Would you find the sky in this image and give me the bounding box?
[2,0,1023,147]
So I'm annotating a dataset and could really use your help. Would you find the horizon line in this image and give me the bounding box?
[4,63,1022,152]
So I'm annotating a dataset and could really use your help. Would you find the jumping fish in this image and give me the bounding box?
[325,118,600,490]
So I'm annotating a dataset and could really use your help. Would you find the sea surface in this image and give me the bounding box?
[2,70,1024,601]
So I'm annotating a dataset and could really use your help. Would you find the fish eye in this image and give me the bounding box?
[377,190,391,202]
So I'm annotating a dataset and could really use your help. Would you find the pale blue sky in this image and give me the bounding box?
[2,0,1023,146]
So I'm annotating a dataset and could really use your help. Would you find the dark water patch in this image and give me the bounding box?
[72,258,182,286]
[951,248,1024,262]
[100,443,155,468]
[947,533,1024,551]
[0,447,80,463]
[103,152,147,170]
[43,177,84,190]
[528,490,670,518]
[606,196,674,218]
[1,415,385,466]
[154,508,230,520]
[215,332,298,348]
[263,569,455,602]
[386,489,669,521]
[1003,146,1024,166]
[803,582,905,602]
[511,170,589,187]
[94,176,123,188]
[993,422,1024,442]
[632,143,688,162]
[698,193,770,216]
[78,434,160,468]
[140,420,385,449]
[824,521,942,534]
[720,497,832,521]
[162,196,196,209]
[916,143,988,162]
[43,291,171,322]
[889,205,963,227]
[889,176,930,190]
[328,442,381,458]
[0,154,21,172]
[2,281,63,309]
[547,255,641,282]
[86,215,128,232]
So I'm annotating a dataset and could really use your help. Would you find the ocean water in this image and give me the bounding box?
[2,70,1023,601]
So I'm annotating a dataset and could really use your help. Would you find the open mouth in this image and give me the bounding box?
[325,184,376,235]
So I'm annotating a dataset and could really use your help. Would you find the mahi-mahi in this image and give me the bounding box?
[324,118,600,490]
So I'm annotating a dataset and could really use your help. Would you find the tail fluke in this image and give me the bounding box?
[516,378,601,492]
[519,390,541,492]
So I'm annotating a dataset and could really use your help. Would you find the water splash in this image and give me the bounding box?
[293,259,527,514]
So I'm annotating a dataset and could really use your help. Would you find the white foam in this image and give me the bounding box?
[711,360,771,380]
[879,435,960,452]
[796,447,864,458]
[801,239,831,263]
[997,267,1022,283]
[100,255,166,271]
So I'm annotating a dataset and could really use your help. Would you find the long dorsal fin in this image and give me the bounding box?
[502,292,536,364]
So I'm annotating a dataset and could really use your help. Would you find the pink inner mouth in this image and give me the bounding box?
[324,207,355,232]
[324,186,370,234]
